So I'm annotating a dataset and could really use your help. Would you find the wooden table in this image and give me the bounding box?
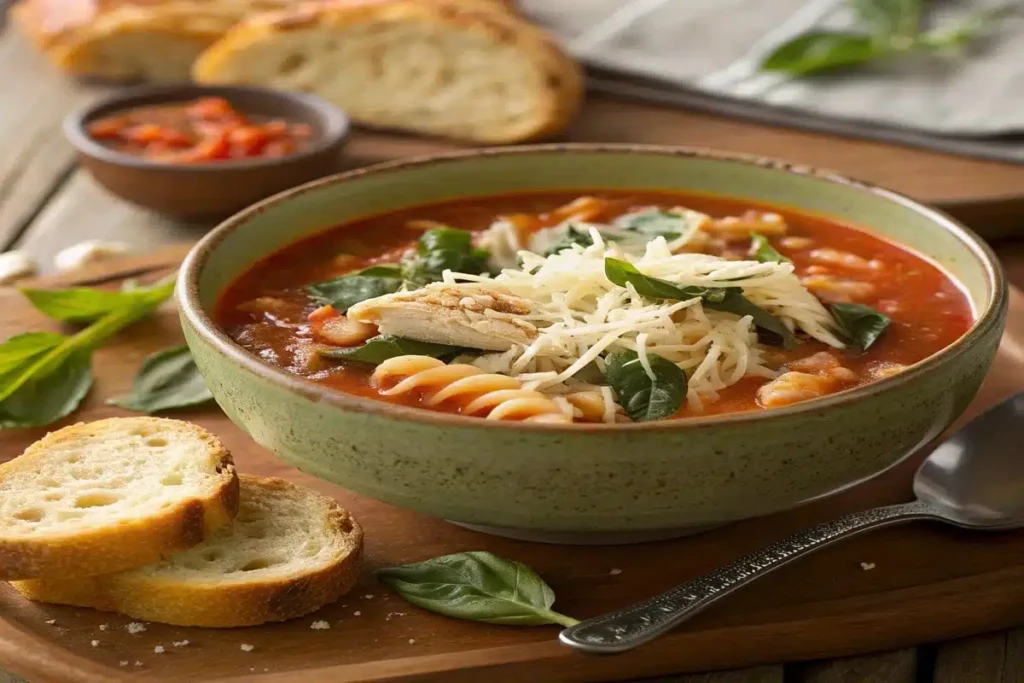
[2,19,1024,683]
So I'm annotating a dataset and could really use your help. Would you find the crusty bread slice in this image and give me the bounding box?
[193,0,583,143]
[11,475,364,627]
[11,1,298,81]
[0,418,238,581]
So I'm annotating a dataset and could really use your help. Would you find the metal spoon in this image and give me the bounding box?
[560,392,1024,654]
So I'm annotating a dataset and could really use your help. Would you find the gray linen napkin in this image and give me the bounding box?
[519,0,1024,163]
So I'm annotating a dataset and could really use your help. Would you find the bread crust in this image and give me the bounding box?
[11,476,363,627]
[0,418,239,581]
[193,0,583,143]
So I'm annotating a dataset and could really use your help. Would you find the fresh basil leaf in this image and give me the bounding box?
[307,272,403,314]
[605,258,798,348]
[356,265,403,277]
[851,0,922,39]
[0,348,93,428]
[761,31,881,75]
[0,332,65,379]
[750,233,790,264]
[617,210,685,238]
[0,276,175,428]
[21,277,176,324]
[830,303,891,351]
[109,345,214,413]
[604,258,716,301]
[401,228,490,285]
[543,225,595,256]
[604,350,686,422]
[377,551,578,627]
[320,334,467,365]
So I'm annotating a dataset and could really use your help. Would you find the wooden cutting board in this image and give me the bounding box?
[3,249,1024,683]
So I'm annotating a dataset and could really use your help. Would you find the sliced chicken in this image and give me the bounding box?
[347,283,538,351]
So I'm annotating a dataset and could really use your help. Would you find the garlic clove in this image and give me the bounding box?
[54,240,133,272]
[0,251,39,285]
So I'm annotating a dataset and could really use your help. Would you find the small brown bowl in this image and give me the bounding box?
[65,84,350,221]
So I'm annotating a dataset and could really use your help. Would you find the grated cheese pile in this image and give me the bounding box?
[446,226,844,412]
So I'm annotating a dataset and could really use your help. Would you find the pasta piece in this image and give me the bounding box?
[371,356,568,422]
[565,389,627,423]
[706,211,787,242]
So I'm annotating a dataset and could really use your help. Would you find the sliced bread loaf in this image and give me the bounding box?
[0,418,238,581]
[11,475,364,627]
[192,0,583,143]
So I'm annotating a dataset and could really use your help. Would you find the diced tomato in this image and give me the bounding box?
[187,97,234,120]
[87,118,124,139]
[126,123,167,143]
[263,120,290,137]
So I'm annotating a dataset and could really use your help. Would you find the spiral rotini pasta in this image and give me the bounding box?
[371,356,573,423]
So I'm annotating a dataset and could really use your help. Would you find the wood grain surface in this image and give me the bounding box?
[0,250,1023,683]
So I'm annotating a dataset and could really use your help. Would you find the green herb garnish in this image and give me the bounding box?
[830,303,891,350]
[543,225,596,256]
[616,209,687,239]
[604,349,687,422]
[377,551,578,627]
[109,345,214,414]
[761,0,1015,76]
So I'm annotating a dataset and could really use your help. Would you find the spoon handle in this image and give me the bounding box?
[559,500,942,653]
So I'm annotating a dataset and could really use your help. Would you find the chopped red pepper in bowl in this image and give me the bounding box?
[86,97,315,164]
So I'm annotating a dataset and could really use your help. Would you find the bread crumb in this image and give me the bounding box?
[364,594,374,599]
[126,622,147,634]
[240,644,255,652]
[353,611,361,617]
[154,646,165,654]
[98,624,109,631]
[119,661,129,667]
[90,640,99,647]
[173,640,190,647]
[310,620,330,630]
[385,612,407,621]
[860,562,876,571]
[408,639,416,645]
[45,619,56,625]
[134,661,143,667]
[609,568,622,576]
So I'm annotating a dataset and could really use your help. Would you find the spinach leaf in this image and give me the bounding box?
[604,349,687,422]
[0,276,176,429]
[543,225,595,256]
[761,31,881,75]
[109,345,214,413]
[306,269,403,314]
[715,290,799,349]
[604,258,798,348]
[750,233,790,264]
[21,277,176,324]
[320,334,467,365]
[376,551,578,627]
[401,228,490,285]
[617,210,686,238]
[0,349,93,428]
[830,303,891,351]
[604,257,720,301]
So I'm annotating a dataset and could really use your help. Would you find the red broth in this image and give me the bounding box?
[215,191,973,420]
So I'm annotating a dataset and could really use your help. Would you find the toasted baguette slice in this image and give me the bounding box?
[193,0,583,143]
[12,475,364,627]
[0,418,238,581]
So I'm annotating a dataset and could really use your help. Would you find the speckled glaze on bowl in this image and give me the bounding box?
[178,145,1007,543]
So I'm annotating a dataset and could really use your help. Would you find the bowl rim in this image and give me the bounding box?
[178,143,1007,432]
[64,84,350,173]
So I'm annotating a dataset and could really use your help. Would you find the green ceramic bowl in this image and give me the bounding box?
[178,145,1007,544]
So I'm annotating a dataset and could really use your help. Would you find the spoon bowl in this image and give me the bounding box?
[560,391,1024,653]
